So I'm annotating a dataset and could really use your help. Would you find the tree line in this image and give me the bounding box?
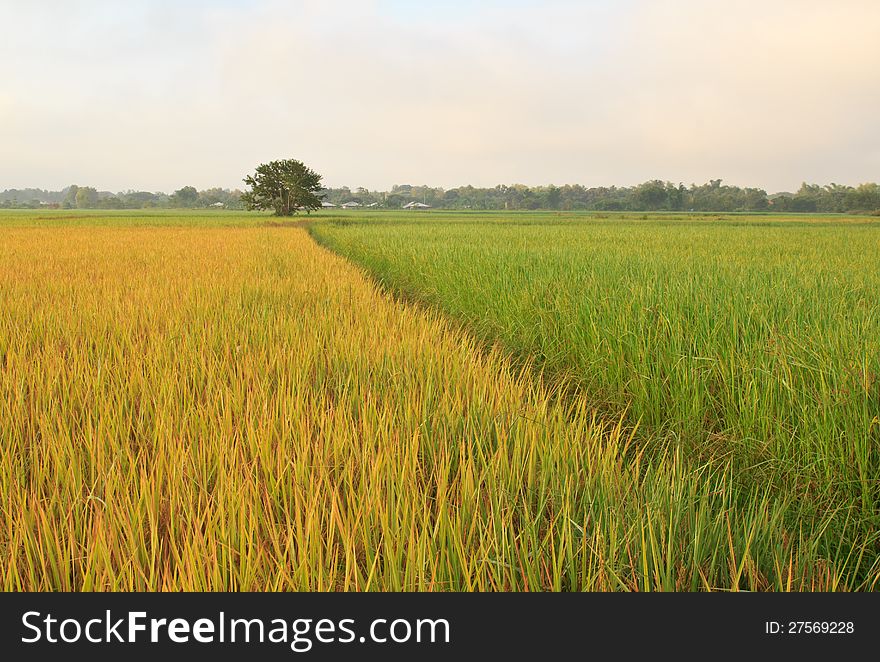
[323,180,880,213]
[0,185,246,210]
[3,180,880,213]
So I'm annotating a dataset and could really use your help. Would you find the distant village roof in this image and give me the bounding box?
[210,201,224,207]
[321,201,337,207]
[366,202,379,207]
[403,201,431,209]
[341,201,362,208]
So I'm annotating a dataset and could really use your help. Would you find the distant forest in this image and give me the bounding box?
[2,180,879,213]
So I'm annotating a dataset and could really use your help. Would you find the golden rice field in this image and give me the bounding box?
[1,212,877,590]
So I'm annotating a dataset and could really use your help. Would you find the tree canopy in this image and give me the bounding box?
[240,159,323,216]
[170,186,199,208]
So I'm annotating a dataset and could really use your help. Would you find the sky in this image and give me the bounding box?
[1,0,878,193]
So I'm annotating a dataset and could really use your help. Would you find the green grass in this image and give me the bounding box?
[311,213,880,586]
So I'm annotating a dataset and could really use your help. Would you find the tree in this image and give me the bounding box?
[171,186,199,208]
[75,186,98,208]
[634,180,668,210]
[62,185,80,209]
[241,159,323,216]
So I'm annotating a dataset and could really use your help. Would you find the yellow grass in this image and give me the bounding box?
[0,222,860,590]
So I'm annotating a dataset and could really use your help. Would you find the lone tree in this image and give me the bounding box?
[241,159,323,216]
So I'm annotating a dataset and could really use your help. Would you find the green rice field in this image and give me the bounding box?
[312,211,880,587]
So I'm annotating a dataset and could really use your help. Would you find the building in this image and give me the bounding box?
[340,201,362,209]
[402,202,431,209]
[321,201,337,208]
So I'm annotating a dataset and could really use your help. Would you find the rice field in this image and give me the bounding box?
[312,212,880,588]
[1,211,878,590]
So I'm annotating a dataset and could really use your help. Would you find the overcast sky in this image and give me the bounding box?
[1,0,878,193]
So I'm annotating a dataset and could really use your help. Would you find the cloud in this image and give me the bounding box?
[0,0,878,192]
